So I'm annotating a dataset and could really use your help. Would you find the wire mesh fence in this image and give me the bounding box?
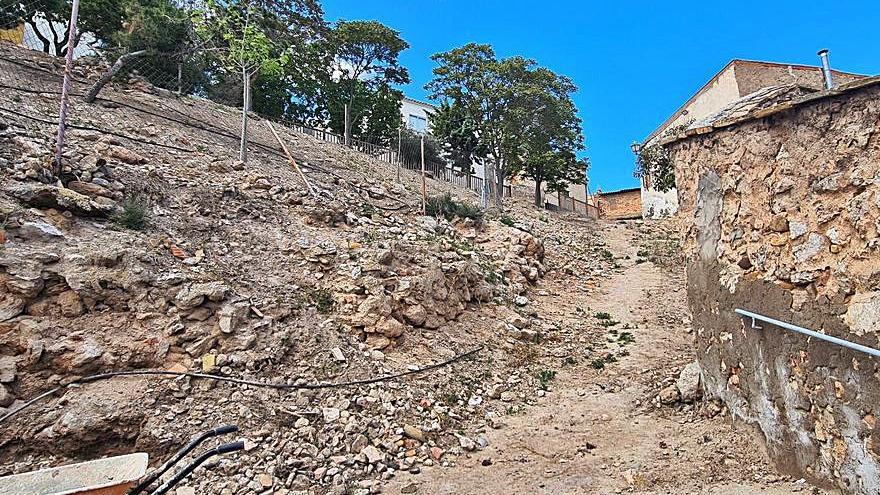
[0,0,556,213]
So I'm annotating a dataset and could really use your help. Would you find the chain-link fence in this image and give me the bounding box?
[0,0,542,213]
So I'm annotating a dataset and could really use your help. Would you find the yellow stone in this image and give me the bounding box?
[201,353,216,373]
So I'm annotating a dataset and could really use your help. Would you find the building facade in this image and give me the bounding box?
[640,58,866,219]
[400,96,435,134]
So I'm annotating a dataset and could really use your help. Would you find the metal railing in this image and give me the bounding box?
[735,308,880,359]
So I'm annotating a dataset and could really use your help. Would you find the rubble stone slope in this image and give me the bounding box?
[0,42,615,495]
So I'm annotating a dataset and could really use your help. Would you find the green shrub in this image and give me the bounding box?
[114,196,149,230]
[425,193,483,224]
[499,216,516,227]
[537,369,557,390]
[308,288,335,314]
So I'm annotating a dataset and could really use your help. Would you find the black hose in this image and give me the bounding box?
[147,441,245,495]
[128,425,238,495]
[0,346,484,426]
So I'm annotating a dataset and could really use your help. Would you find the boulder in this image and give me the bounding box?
[67,181,112,199]
[7,184,115,217]
[401,303,427,327]
[0,384,13,407]
[17,220,64,241]
[175,282,229,310]
[376,317,405,338]
[676,361,702,402]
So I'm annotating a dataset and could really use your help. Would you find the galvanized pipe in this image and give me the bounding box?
[735,308,880,359]
[817,49,834,90]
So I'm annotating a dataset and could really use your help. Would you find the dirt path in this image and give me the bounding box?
[386,221,825,495]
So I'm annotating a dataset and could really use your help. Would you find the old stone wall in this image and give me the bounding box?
[597,188,642,220]
[668,81,880,494]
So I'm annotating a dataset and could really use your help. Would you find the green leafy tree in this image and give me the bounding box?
[325,20,409,144]
[635,143,675,192]
[322,78,403,144]
[505,67,586,206]
[429,100,486,174]
[109,0,199,92]
[232,0,326,119]
[518,150,588,207]
[633,122,690,193]
[194,0,289,162]
[427,43,586,210]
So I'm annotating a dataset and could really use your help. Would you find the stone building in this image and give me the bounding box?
[595,187,641,220]
[641,58,867,219]
[665,76,880,494]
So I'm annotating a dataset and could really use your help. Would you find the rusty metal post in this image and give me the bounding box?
[54,0,80,175]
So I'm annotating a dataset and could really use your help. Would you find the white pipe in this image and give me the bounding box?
[735,308,880,359]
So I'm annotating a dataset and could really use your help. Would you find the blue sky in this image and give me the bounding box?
[322,1,880,192]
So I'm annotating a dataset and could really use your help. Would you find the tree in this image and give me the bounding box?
[322,78,403,144]
[326,20,409,145]
[1,0,127,56]
[634,143,675,192]
[109,0,199,93]
[505,67,585,206]
[633,122,690,193]
[427,43,586,210]
[518,150,588,207]
[426,44,510,208]
[194,0,289,162]
[429,100,486,174]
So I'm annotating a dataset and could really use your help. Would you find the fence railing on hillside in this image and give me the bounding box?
[0,0,578,216]
[543,192,599,219]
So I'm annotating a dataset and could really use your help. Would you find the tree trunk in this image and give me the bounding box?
[534,180,542,207]
[239,68,249,163]
[482,159,494,210]
[84,50,146,103]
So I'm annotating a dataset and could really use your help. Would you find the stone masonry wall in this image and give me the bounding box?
[597,189,642,220]
[668,81,880,494]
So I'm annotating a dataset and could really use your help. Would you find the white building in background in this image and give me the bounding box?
[400,96,434,134]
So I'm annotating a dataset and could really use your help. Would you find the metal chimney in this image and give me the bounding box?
[817,49,834,90]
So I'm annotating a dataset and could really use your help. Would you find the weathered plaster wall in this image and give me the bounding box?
[641,183,679,219]
[669,83,880,494]
[648,65,741,146]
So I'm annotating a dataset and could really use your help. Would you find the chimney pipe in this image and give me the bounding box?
[817,49,834,90]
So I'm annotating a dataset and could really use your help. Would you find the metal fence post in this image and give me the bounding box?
[420,136,426,214]
[396,127,401,183]
[54,0,81,175]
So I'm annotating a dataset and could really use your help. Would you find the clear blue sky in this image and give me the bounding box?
[322,1,880,192]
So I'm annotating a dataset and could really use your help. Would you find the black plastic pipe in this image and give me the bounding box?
[148,441,245,495]
[128,425,238,495]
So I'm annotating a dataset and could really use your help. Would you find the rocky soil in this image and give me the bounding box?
[0,42,827,494]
